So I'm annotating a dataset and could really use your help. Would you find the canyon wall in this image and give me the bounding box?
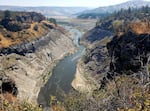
[0,28,75,104]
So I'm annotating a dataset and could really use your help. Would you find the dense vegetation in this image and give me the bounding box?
[77,13,110,19]
[77,0,150,19]
[97,6,150,32]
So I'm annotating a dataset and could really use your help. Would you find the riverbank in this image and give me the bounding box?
[37,19,97,108]
[37,26,84,106]
[71,62,98,93]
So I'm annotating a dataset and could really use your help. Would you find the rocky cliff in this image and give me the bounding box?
[0,11,75,104]
[0,30,75,103]
[101,31,150,86]
[71,29,150,110]
[73,7,150,93]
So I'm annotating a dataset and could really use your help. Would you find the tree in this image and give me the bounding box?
[4,10,11,19]
[48,18,57,26]
[128,7,131,13]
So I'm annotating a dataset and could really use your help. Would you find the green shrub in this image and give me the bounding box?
[48,18,57,25]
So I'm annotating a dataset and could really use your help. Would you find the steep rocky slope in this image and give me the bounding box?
[71,27,150,111]
[0,11,75,104]
[73,7,150,93]
[72,41,110,92]
[71,7,150,111]
[101,31,150,85]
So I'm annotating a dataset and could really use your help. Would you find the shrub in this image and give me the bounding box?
[48,18,57,26]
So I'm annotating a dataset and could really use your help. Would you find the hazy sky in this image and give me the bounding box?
[0,0,150,7]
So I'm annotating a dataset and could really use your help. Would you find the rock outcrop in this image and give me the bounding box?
[108,32,150,73]
[0,73,18,96]
[104,31,150,84]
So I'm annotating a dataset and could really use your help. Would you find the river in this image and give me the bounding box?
[37,26,85,108]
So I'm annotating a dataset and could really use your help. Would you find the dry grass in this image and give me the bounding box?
[0,33,12,48]
[0,93,42,111]
[0,20,55,48]
[129,22,150,34]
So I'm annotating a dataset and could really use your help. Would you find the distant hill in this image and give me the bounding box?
[0,6,89,17]
[78,0,150,19]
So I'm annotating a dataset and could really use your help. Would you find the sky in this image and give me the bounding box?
[0,0,150,7]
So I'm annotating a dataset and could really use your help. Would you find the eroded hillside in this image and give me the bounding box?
[0,10,75,107]
[70,7,150,111]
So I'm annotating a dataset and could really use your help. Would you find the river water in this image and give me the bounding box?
[37,26,85,108]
